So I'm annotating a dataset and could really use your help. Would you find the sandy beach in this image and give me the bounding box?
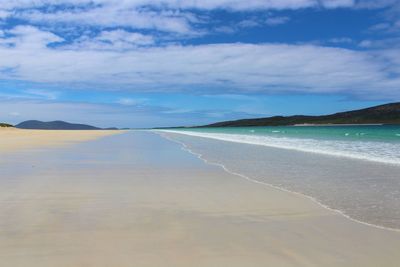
[1,131,400,267]
[0,128,124,154]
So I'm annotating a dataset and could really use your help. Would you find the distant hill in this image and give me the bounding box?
[16,120,101,130]
[202,102,400,127]
[0,123,13,128]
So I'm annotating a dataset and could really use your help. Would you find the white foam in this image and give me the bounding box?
[155,130,400,165]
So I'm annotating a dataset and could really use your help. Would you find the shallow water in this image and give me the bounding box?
[160,130,400,230]
[166,125,400,165]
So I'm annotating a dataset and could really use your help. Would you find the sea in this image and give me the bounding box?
[157,125,400,230]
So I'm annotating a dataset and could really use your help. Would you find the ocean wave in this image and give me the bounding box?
[156,130,400,165]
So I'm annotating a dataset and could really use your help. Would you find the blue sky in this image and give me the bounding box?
[0,0,399,128]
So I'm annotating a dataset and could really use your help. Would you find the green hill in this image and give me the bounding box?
[16,120,100,130]
[202,102,400,127]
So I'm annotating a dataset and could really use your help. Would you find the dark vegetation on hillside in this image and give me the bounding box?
[201,102,400,127]
[0,123,13,127]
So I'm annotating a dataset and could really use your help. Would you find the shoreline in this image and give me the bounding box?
[157,131,400,233]
[2,131,400,266]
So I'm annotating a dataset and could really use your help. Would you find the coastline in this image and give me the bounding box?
[1,131,400,266]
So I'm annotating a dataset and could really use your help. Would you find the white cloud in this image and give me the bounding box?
[0,0,357,11]
[321,0,354,8]
[237,16,291,28]
[220,17,288,34]
[369,21,400,34]
[265,16,290,26]
[69,30,155,50]
[237,19,260,28]
[369,23,391,31]
[116,98,147,106]
[354,0,397,9]
[97,30,154,45]
[1,0,389,36]
[0,26,399,99]
[359,38,400,49]
[359,40,373,48]
[1,25,63,49]
[0,9,10,19]
[366,2,400,34]
[17,6,194,34]
[328,37,353,44]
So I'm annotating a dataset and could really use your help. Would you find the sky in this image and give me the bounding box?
[0,0,399,128]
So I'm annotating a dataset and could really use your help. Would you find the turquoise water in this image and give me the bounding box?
[162,125,400,165]
[177,125,400,142]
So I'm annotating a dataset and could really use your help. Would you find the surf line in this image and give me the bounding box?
[156,129,400,166]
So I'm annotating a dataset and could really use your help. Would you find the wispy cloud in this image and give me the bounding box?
[68,30,155,50]
[328,37,354,44]
[0,0,394,37]
[116,97,147,106]
[265,16,290,26]
[0,1,366,13]
[1,25,63,49]
[217,15,291,35]
[24,89,59,100]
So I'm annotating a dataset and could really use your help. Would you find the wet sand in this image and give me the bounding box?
[0,131,400,266]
